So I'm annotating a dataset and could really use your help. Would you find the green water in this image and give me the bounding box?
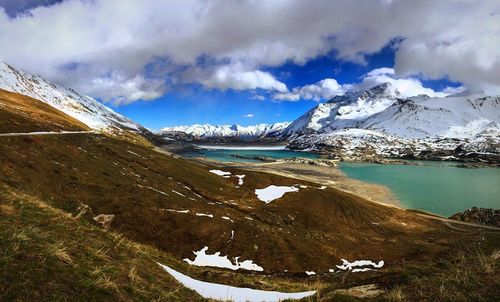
[340,161,500,216]
[182,148,319,163]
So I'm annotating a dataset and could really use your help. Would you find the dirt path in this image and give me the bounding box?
[0,130,94,137]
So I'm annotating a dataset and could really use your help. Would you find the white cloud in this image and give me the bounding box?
[0,0,498,102]
[354,67,450,98]
[251,95,266,101]
[243,113,254,118]
[273,67,461,101]
[200,64,287,92]
[274,78,351,101]
[86,73,165,105]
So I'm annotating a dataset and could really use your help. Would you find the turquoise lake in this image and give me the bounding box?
[340,161,500,216]
[186,148,500,217]
[182,148,318,163]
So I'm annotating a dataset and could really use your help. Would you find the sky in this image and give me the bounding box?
[0,0,498,129]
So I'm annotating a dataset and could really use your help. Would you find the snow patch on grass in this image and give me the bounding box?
[336,259,384,273]
[209,169,232,177]
[222,216,234,223]
[255,185,299,203]
[183,246,263,271]
[235,175,246,185]
[157,263,315,302]
[195,213,214,218]
[165,209,190,214]
[171,190,186,197]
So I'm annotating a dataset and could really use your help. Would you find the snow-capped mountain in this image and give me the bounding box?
[282,83,402,136]
[0,62,141,131]
[283,82,500,162]
[284,82,499,139]
[160,122,290,139]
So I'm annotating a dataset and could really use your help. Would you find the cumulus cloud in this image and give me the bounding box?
[200,64,287,92]
[274,67,461,101]
[85,73,166,105]
[274,78,351,101]
[354,67,453,98]
[0,0,498,103]
[243,113,255,118]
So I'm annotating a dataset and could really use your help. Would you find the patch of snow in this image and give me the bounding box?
[318,186,327,190]
[222,216,234,223]
[255,185,299,203]
[195,213,214,218]
[352,268,374,273]
[336,259,384,273]
[137,184,169,196]
[235,175,246,185]
[209,169,232,177]
[165,209,190,214]
[172,190,186,197]
[305,271,316,276]
[157,263,316,302]
[183,247,263,271]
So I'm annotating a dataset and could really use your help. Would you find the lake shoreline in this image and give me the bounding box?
[186,155,403,209]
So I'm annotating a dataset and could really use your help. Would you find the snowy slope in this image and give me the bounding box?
[282,83,402,136]
[161,122,290,139]
[284,82,499,140]
[356,94,500,139]
[0,62,141,131]
[284,82,500,161]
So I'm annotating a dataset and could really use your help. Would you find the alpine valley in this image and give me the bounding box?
[2,2,500,301]
[164,82,500,164]
[1,61,499,301]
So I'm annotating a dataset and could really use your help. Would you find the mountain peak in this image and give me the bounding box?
[0,62,141,132]
[361,82,401,98]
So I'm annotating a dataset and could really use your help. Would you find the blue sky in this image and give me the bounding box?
[111,45,457,130]
[0,1,496,130]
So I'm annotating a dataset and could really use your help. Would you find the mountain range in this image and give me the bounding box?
[1,61,499,300]
[1,61,498,163]
[160,122,290,139]
[166,82,499,162]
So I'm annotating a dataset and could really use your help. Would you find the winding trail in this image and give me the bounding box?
[0,130,94,137]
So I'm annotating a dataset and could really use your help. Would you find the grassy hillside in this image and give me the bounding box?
[0,89,498,301]
[0,89,88,132]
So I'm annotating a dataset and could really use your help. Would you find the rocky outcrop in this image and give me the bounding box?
[284,157,338,167]
[449,207,500,227]
[93,214,115,230]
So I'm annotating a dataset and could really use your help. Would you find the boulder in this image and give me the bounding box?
[93,214,115,230]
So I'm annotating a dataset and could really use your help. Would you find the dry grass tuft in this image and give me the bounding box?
[477,248,500,274]
[128,265,139,283]
[385,286,405,302]
[47,241,73,264]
